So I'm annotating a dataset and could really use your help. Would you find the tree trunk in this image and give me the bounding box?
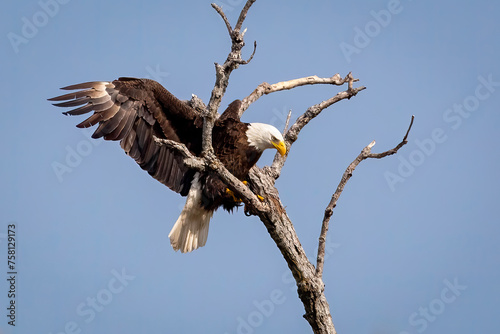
[249,168,337,334]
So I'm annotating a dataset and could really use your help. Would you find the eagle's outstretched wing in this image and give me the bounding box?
[49,77,203,196]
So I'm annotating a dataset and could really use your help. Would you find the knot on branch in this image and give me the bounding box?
[202,151,219,168]
[330,73,342,83]
[231,30,245,44]
[262,82,272,93]
[323,208,333,220]
[187,94,206,115]
[297,277,326,298]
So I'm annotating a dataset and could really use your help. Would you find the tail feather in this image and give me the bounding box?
[168,173,213,253]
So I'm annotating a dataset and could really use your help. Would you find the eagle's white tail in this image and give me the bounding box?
[168,173,214,253]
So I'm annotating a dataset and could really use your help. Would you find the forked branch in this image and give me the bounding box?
[202,0,257,155]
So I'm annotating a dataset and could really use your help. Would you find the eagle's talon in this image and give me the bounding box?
[242,180,263,201]
[226,188,242,203]
[244,204,258,216]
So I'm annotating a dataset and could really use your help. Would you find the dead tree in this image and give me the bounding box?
[156,1,413,333]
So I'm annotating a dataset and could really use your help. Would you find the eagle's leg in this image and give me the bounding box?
[225,181,265,203]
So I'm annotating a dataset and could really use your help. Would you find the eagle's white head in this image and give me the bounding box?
[246,123,286,156]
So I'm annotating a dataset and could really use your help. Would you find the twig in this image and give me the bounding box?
[235,40,257,65]
[368,115,414,158]
[315,115,415,278]
[283,109,292,135]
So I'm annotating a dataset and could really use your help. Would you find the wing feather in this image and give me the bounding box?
[52,98,89,108]
[128,136,142,161]
[47,89,107,102]
[76,112,103,128]
[50,78,204,194]
[93,103,126,139]
[154,146,168,183]
[62,103,96,116]
[60,81,110,90]
[109,106,136,141]
[91,99,115,112]
[141,137,160,170]
[103,109,130,141]
[120,127,136,153]
[163,150,175,182]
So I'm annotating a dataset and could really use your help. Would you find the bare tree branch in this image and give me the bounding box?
[265,74,366,179]
[234,0,256,32]
[211,3,233,37]
[239,73,360,117]
[315,115,415,278]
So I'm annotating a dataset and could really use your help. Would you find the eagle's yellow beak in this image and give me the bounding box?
[272,140,287,157]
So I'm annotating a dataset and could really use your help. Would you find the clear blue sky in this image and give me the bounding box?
[1,0,499,333]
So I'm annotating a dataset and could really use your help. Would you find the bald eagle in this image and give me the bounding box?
[49,77,286,253]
